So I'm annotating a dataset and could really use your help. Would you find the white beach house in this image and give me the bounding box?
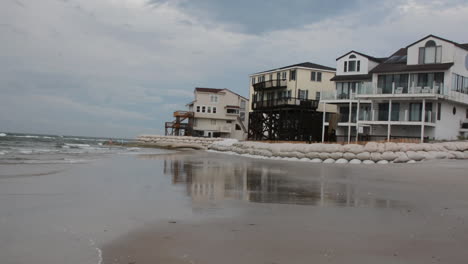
[187,88,249,140]
[322,35,468,142]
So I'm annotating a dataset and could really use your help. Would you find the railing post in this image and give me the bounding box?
[392,82,395,94]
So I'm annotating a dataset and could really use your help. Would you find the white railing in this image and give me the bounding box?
[359,83,445,96]
[367,109,435,123]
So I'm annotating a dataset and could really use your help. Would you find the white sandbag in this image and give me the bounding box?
[335,158,348,164]
[370,152,382,162]
[310,158,323,163]
[343,144,364,154]
[381,151,397,161]
[364,142,378,152]
[323,158,335,164]
[305,152,320,159]
[356,152,371,160]
[362,160,375,164]
[329,152,343,160]
[319,152,330,160]
[377,160,389,164]
[343,152,356,160]
[406,151,425,161]
[349,159,362,164]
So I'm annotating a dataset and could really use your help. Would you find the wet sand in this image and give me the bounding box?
[1,151,468,263]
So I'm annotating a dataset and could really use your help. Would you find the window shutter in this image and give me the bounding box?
[344,61,348,72]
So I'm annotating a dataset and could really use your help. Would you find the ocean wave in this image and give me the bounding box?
[63,143,91,148]
[0,133,6,137]
[0,151,6,155]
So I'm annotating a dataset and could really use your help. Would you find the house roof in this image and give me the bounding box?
[253,62,336,75]
[370,62,454,74]
[194,87,249,100]
[330,74,373,82]
[335,50,386,63]
[406,34,468,51]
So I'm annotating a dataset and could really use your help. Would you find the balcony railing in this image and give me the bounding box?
[253,79,287,91]
[368,110,436,123]
[252,97,319,111]
[359,83,446,96]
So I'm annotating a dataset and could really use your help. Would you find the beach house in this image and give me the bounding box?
[322,35,468,142]
[187,88,249,140]
[248,62,337,141]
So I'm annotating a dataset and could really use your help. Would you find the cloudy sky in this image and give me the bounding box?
[1,0,468,137]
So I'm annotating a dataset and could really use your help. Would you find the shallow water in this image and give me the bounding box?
[1,151,468,264]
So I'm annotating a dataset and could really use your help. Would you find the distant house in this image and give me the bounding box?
[187,88,249,140]
[322,35,468,142]
[248,62,337,141]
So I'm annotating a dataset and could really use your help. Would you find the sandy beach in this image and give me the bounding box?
[1,150,468,264]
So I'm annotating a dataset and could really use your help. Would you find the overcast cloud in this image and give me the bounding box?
[1,0,468,137]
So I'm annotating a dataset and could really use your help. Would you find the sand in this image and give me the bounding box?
[1,151,468,264]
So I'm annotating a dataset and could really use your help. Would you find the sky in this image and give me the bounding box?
[1,0,468,138]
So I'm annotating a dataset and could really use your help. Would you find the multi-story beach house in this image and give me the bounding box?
[187,88,249,140]
[322,35,468,142]
[248,62,337,141]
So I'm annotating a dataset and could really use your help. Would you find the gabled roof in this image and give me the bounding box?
[336,50,386,63]
[406,34,468,51]
[253,62,335,75]
[194,87,249,100]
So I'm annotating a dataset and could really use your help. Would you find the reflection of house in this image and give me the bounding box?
[323,35,468,142]
[248,62,337,141]
[162,157,403,209]
[187,88,249,140]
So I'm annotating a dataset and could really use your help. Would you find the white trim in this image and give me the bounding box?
[249,66,336,77]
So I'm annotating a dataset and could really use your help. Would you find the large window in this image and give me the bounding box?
[344,54,360,72]
[452,73,468,94]
[409,103,422,121]
[210,95,218,103]
[378,74,409,93]
[290,70,296,81]
[378,103,400,121]
[418,40,442,64]
[298,89,308,100]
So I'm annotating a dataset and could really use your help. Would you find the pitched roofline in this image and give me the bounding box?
[406,34,468,51]
[251,62,336,75]
[335,50,384,62]
[194,87,249,101]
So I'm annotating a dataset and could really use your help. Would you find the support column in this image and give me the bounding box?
[421,99,426,143]
[322,103,326,142]
[348,100,352,144]
[356,99,360,142]
[387,99,392,142]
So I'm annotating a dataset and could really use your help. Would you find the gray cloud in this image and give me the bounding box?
[1,0,468,137]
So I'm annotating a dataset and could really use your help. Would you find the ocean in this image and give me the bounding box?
[0,131,156,164]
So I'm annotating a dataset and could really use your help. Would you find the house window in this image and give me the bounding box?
[207,106,211,113]
[466,108,468,119]
[316,92,321,101]
[235,124,242,131]
[317,72,322,82]
[348,61,356,72]
[311,72,316,81]
[251,77,255,85]
[453,107,457,115]
[240,100,246,110]
[281,71,287,80]
[213,107,217,114]
[202,106,206,113]
[194,119,198,127]
[437,103,441,120]
[240,112,245,121]
[210,95,218,103]
[298,89,308,100]
[196,106,200,112]
[227,108,239,114]
[287,90,292,98]
[345,54,359,72]
[419,40,442,64]
[226,120,232,124]
[290,70,296,81]
[211,120,216,125]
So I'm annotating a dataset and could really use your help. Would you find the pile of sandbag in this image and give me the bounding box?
[137,135,224,149]
[208,140,468,164]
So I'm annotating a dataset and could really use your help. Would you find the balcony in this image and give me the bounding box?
[356,83,446,98]
[362,109,436,124]
[253,79,287,91]
[251,98,319,111]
